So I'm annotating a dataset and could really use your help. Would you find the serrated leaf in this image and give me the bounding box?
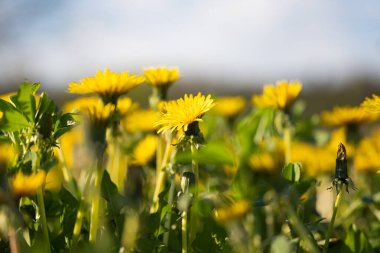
[9,81,40,123]
[282,162,302,183]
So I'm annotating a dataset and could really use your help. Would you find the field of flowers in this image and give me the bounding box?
[0,67,380,253]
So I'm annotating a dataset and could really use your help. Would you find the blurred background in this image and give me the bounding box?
[0,0,379,112]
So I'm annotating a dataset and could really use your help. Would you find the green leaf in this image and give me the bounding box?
[10,81,40,123]
[175,141,235,166]
[0,99,30,131]
[344,226,373,253]
[282,162,302,183]
[53,113,77,139]
[101,170,126,238]
[237,108,275,158]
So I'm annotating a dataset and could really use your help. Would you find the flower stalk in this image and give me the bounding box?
[323,187,343,253]
[36,188,51,253]
[89,155,104,243]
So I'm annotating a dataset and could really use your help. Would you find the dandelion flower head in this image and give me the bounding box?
[11,171,46,196]
[68,68,145,101]
[212,96,246,117]
[155,93,215,133]
[143,66,180,87]
[64,97,115,124]
[214,200,250,223]
[131,135,158,166]
[321,106,375,126]
[252,80,302,109]
[361,94,380,113]
[123,109,159,133]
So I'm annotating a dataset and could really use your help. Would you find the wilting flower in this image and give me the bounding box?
[123,109,158,133]
[11,171,46,196]
[321,106,375,127]
[252,80,302,109]
[361,94,380,113]
[131,135,158,166]
[143,66,180,87]
[212,96,246,117]
[214,200,251,223]
[68,69,145,103]
[155,93,215,133]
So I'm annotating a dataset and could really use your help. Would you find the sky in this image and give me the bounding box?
[0,0,380,92]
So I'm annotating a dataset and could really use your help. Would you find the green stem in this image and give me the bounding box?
[89,158,104,243]
[163,179,176,245]
[182,210,188,253]
[283,126,291,164]
[285,197,319,253]
[37,188,51,253]
[150,135,171,213]
[71,198,84,248]
[323,188,343,253]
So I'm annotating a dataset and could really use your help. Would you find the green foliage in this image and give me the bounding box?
[282,162,302,183]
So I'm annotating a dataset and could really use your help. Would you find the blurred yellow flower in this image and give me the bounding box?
[64,97,114,124]
[361,94,380,113]
[11,171,46,196]
[45,166,63,192]
[249,152,277,172]
[291,128,352,176]
[214,200,250,223]
[0,111,3,120]
[68,68,145,101]
[212,96,246,117]
[321,106,374,126]
[58,128,84,169]
[252,80,302,109]
[155,93,215,133]
[117,97,137,116]
[0,143,16,171]
[131,135,157,166]
[143,66,180,87]
[123,109,158,133]
[354,129,380,172]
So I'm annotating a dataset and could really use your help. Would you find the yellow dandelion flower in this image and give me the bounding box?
[155,93,215,133]
[11,171,46,196]
[361,94,380,113]
[354,128,380,172]
[123,109,159,133]
[131,135,157,166]
[249,152,277,172]
[252,80,302,109]
[214,200,251,223]
[0,111,3,120]
[291,128,352,176]
[117,97,137,116]
[212,96,246,117]
[143,66,180,87]
[321,106,375,126]
[58,128,84,169]
[0,143,16,171]
[64,97,114,124]
[45,166,63,192]
[68,68,145,100]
